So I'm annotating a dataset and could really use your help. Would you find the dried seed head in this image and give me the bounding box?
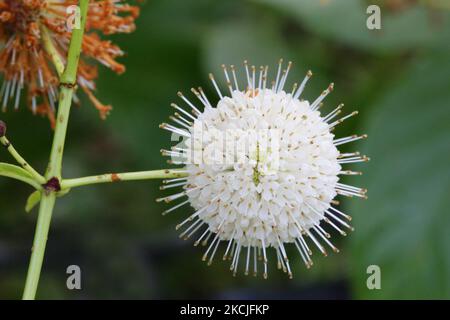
[0,0,140,127]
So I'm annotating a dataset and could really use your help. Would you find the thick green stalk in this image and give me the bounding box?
[21,194,56,299]
[61,169,188,189]
[22,0,89,300]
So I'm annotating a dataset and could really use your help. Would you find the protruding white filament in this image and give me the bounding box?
[324,217,347,236]
[177,91,201,114]
[244,60,251,89]
[159,123,190,138]
[245,246,251,275]
[253,246,258,276]
[339,170,363,176]
[160,149,185,158]
[230,240,241,273]
[176,205,208,230]
[338,151,360,158]
[163,177,188,184]
[336,183,366,194]
[198,87,213,109]
[203,229,222,261]
[291,83,298,95]
[325,209,354,230]
[313,226,339,253]
[334,134,368,146]
[315,224,330,238]
[294,70,312,99]
[323,103,344,122]
[262,66,269,89]
[209,73,223,99]
[277,61,292,93]
[191,88,209,109]
[156,185,198,203]
[335,182,367,198]
[195,228,211,247]
[179,218,202,239]
[329,206,352,221]
[311,83,334,110]
[258,66,263,90]
[221,64,233,94]
[171,103,197,121]
[9,73,17,100]
[162,200,189,216]
[31,96,37,113]
[274,58,283,91]
[207,231,222,265]
[202,230,213,247]
[305,229,327,256]
[173,112,193,126]
[230,65,239,91]
[294,238,311,268]
[276,248,285,271]
[297,232,312,256]
[3,80,11,109]
[223,230,237,260]
[169,115,191,130]
[328,111,358,128]
[251,65,256,96]
[261,238,268,279]
[159,181,187,190]
[337,155,369,164]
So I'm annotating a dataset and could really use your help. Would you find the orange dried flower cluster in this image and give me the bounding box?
[0,0,139,127]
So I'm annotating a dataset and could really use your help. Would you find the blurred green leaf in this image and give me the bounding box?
[253,0,450,52]
[203,20,295,82]
[348,54,450,299]
[0,163,40,189]
[25,190,41,213]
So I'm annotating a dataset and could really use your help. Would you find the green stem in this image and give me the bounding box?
[0,136,46,184]
[21,193,56,299]
[61,169,188,189]
[40,24,65,77]
[22,0,89,300]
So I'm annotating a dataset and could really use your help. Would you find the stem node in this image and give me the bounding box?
[43,177,61,194]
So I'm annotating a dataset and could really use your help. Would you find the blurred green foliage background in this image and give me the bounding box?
[1,0,450,299]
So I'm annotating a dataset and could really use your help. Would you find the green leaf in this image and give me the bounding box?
[203,20,296,82]
[25,190,41,213]
[253,0,450,52]
[348,54,450,299]
[0,162,41,190]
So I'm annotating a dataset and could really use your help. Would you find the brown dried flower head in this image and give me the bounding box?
[0,0,139,127]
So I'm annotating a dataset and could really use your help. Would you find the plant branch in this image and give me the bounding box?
[0,135,46,185]
[61,169,188,189]
[40,24,65,77]
[22,0,89,300]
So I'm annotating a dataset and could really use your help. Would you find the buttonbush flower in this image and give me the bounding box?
[0,0,139,127]
[159,60,369,278]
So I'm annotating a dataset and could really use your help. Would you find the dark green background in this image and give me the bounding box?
[0,0,449,299]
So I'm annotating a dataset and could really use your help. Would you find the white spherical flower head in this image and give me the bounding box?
[158,60,368,279]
